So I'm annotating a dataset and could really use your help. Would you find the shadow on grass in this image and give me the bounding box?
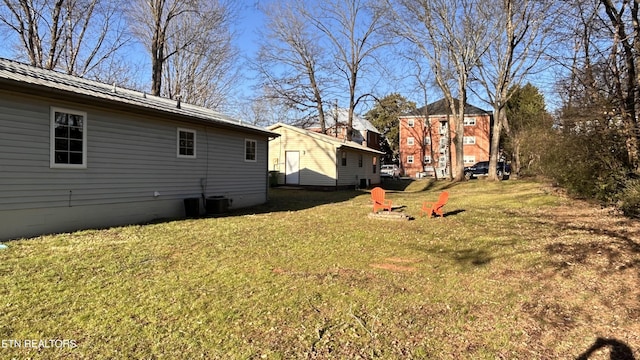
[444,209,466,217]
[537,213,640,274]
[227,179,469,217]
[229,188,364,215]
[408,244,495,268]
[380,178,424,191]
[576,337,636,360]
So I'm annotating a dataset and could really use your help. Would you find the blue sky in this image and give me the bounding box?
[0,0,560,114]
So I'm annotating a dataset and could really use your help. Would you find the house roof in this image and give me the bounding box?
[308,108,380,133]
[0,58,278,137]
[267,122,384,155]
[406,98,491,117]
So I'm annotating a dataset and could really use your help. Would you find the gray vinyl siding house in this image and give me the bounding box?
[0,58,278,241]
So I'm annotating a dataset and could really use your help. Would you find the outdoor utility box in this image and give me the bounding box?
[183,198,200,218]
[269,171,279,187]
[206,196,229,215]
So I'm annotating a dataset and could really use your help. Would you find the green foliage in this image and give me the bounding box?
[541,125,630,204]
[504,83,553,175]
[365,93,416,162]
[619,179,640,217]
[506,83,548,132]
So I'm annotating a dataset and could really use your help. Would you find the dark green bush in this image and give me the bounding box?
[540,127,632,204]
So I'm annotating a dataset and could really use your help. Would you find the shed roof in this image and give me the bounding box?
[0,58,278,137]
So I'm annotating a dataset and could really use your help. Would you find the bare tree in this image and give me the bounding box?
[552,0,640,170]
[390,0,492,180]
[255,0,330,131]
[472,0,555,180]
[600,0,640,169]
[400,52,440,179]
[161,0,238,108]
[305,0,389,140]
[235,92,296,127]
[128,0,236,100]
[0,0,129,77]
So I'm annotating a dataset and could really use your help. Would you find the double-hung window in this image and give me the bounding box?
[51,107,87,168]
[177,128,196,158]
[245,139,257,162]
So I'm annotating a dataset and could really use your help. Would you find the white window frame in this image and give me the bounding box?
[408,119,415,127]
[407,155,414,164]
[424,155,432,164]
[245,139,257,162]
[464,156,476,164]
[439,122,448,134]
[50,107,87,169]
[464,117,476,126]
[463,136,476,145]
[177,128,197,159]
[407,137,415,146]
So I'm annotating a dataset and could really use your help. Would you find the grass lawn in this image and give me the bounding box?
[1,179,639,359]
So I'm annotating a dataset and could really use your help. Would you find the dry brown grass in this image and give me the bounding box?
[0,179,638,359]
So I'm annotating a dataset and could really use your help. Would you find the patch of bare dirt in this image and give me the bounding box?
[370,257,420,272]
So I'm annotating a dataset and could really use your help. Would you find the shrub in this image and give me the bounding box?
[618,178,640,218]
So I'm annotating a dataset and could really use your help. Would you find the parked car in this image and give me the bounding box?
[381,164,401,179]
[464,161,511,180]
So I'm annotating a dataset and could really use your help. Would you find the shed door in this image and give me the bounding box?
[285,151,300,184]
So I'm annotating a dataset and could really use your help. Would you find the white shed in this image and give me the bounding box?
[267,123,383,190]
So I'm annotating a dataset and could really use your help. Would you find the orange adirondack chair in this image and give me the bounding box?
[421,191,449,218]
[371,187,392,212]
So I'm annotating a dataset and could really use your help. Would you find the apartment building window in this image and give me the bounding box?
[424,155,431,164]
[408,119,415,127]
[439,122,448,134]
[464,117,476,126]
[407,155,414,164]
[463,136,476,145]
[407,137,415,146]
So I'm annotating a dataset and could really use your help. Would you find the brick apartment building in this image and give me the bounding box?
[398,99,492,178]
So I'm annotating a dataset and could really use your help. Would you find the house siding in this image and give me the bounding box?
[336,150,379,187]
[268,124,382,188]
[0,91,269,240]
[269,129,337,187]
